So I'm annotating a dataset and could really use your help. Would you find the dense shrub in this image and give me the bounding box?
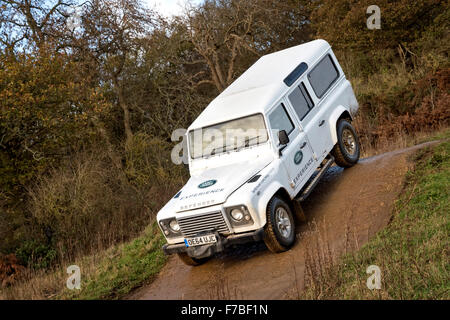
[0,254,26,288]
[7,134,188,266]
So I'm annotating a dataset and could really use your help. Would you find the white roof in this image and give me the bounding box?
[188,39,331,131]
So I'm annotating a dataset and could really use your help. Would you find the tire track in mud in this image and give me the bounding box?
[127,142,437,300]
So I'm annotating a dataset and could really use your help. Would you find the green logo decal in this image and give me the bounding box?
[198,179,217,189]
[294,151,303,165]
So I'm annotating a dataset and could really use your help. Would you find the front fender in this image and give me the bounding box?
[329,105,352,145]
[252,181,288,227]
[225,159,292,230]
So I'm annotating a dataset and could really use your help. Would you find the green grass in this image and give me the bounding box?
[0,219,168,300]
[416,128,450,144]
[61,222,167,300]
[301,138,449,299]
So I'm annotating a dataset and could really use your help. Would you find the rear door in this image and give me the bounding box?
[302,54,341,161]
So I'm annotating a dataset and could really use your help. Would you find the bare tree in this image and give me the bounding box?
[182,0,312,92]
[80,0,156,147]
[0,0,77,51]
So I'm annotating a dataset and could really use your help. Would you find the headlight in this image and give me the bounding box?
[226,205,254,226]
[159,218,181,237]
[169,219,180,232]
[230,208,244,221]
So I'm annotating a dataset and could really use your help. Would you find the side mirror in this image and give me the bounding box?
[278,130,289,146]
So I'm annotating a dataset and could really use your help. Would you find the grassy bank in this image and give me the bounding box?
[301,133,450,299]
[0,222,167,300]
[2,130,448,300]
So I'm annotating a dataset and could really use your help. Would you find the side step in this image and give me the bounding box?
[295,155,335,202]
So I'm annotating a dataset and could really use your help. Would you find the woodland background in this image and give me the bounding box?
[0,0,448,282]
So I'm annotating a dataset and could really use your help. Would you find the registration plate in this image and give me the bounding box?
[184,234,217,247]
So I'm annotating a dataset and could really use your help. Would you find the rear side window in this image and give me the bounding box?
[288,82,314,121]
[268,103,294,136]
[308,54,339,98]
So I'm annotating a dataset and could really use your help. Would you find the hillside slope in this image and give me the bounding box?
[128,141,444,300]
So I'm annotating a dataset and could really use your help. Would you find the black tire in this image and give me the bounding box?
[263,196,296,253]
[331,119,360,168]
[177,253,209,266]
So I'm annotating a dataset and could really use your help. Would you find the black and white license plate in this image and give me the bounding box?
[184,234,217,247]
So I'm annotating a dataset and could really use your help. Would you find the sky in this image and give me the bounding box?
[144,0,204,17]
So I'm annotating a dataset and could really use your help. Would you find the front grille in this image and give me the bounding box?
[177,211,230,237]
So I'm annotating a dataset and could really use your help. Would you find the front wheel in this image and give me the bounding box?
[263,196,296,253]
[331,119,360,168]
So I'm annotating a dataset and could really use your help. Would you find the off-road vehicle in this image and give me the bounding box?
[157,39,360,266]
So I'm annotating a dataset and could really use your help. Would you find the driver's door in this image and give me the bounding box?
[268,101,315,194]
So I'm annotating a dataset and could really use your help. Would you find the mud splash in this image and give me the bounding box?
[128,142,437,300]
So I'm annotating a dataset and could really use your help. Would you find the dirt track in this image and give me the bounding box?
[128,142,436,300]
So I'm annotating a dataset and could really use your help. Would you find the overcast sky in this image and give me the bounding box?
[144,0,204,17]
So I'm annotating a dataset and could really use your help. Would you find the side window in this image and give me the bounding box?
[308,54,339,98]
[288,82,314,121]
[268,103,294,138]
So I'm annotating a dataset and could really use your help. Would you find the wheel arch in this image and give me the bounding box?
[329,106,353,145]
[255,182,293,227]
[273,187,294,212]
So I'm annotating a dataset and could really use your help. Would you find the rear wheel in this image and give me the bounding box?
[331,119,360,168]
[263,196,296,253]
[177,253,209,266]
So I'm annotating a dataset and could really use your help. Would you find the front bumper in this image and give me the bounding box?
[162,228,264,259]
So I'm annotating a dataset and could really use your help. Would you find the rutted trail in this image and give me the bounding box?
[128,142,436,300]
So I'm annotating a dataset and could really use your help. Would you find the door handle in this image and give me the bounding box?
[319,120,325,127]
[300,142,307,149]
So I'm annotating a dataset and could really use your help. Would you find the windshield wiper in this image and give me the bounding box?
[203,136,265,157]
[235,135,265,151]
[203,146,225,157]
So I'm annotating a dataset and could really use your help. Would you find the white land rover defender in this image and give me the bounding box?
[157,39,360,266]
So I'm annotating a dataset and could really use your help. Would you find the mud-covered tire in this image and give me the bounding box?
[331,119,360,168]
[177,253,209,266]
[263,196,296,253]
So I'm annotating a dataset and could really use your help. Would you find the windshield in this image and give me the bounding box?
[189,114,269,159]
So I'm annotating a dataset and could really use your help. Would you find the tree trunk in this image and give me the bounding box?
[113,77,133,148]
